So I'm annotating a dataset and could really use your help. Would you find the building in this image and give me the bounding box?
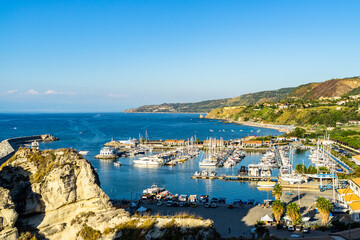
[352,155,360,165]
[164,140,185,146]
[242,140,263,147]
[337,178,360,221]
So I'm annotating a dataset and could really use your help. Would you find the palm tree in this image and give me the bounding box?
[273,184,282,200]
[286,202,301,225]
[272,200,284,224]
[255,220,267,239]
[315,197,333,226]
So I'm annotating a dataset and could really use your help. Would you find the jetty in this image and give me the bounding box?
[0,134,58,164]
[191,175,277,181]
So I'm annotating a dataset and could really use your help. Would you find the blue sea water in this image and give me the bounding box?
[0,113,310,203]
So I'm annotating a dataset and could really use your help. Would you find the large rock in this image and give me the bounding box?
[0,148,216,240]
[0,188,18,240]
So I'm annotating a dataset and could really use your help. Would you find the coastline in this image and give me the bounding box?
[209,118,295,133]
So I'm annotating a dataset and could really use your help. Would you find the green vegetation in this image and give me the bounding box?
[126,77,360,113]
[272,200,284,224]
[315,197,333,226]
[18,232,38,240]
[254,221,268,239]
[286,202,301,225]
[295,164,330,174]
[273,184,282,200]
[79,224,101,240]
[331,129,360,149]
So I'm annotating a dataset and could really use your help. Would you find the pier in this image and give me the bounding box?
[191,175,277,181]
[0,134,58,164]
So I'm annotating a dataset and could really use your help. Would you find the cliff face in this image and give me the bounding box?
[0,148,216,240]
[0,188,18,240]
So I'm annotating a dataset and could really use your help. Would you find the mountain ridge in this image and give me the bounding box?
[125,76,360,113]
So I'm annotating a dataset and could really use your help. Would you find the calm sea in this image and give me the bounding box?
[0,113,310,202]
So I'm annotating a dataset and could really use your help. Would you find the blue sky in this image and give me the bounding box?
[0,0,359,112]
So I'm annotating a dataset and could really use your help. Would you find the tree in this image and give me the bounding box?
[286,202,302,225]
[295,164,306,174]
[272,200,285,224]
[315,197,333,226]
[255,221,268,239]
[273,184,282,200]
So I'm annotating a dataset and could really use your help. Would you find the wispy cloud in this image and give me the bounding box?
[44,90,76,95]
[26,89,39,95]
[109,93,130,98]
[3,89,18,94]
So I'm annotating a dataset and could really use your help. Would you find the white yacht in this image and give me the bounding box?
[199,157,217,166]
[133,156,163,165]
[248,164,260,176]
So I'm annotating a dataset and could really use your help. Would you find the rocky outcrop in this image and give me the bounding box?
[0,134,58,165]
[0,188,18,240]
[0,148,216,240]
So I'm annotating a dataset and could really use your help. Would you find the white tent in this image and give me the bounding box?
[302,217,310,222]
[136,206,147,212]
[261,214,274,222]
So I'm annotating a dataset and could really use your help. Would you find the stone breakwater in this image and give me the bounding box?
[0,134,58,164]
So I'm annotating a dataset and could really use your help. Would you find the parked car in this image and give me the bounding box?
[204,203,210,208]
[288,225,295,231]
[166,200,172,207]
[156,201,163,206]
[172,201,179,207]
[211,203,217,208]
[295,226,302,231]
[179,202,184,207]
[303,227,309,233]
[228,204,234,209]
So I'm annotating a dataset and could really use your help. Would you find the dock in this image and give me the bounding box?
[191,175,277,181]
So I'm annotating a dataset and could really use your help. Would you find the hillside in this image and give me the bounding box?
[125,76,360,113]
[206,105,360,127]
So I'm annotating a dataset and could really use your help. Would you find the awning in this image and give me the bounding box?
[261,214,274,222]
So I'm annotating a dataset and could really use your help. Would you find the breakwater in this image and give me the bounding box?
[0,134,58,164]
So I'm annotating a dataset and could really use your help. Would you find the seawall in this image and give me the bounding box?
[0,134,58,164]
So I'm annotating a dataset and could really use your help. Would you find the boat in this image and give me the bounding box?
[133,156,163,165]
[209,171,217,177]
[113,162,121,167]
[257,181,276,187]
[199,158,217,166]
[201,170,208,176]
[79,150,89,155]
[281,174,306,184]
[248,164,260,176]
[194,171,201,176]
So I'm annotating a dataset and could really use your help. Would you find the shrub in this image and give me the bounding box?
[79,224,101,240]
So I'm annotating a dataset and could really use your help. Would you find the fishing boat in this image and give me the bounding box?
[113,162,121,167]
